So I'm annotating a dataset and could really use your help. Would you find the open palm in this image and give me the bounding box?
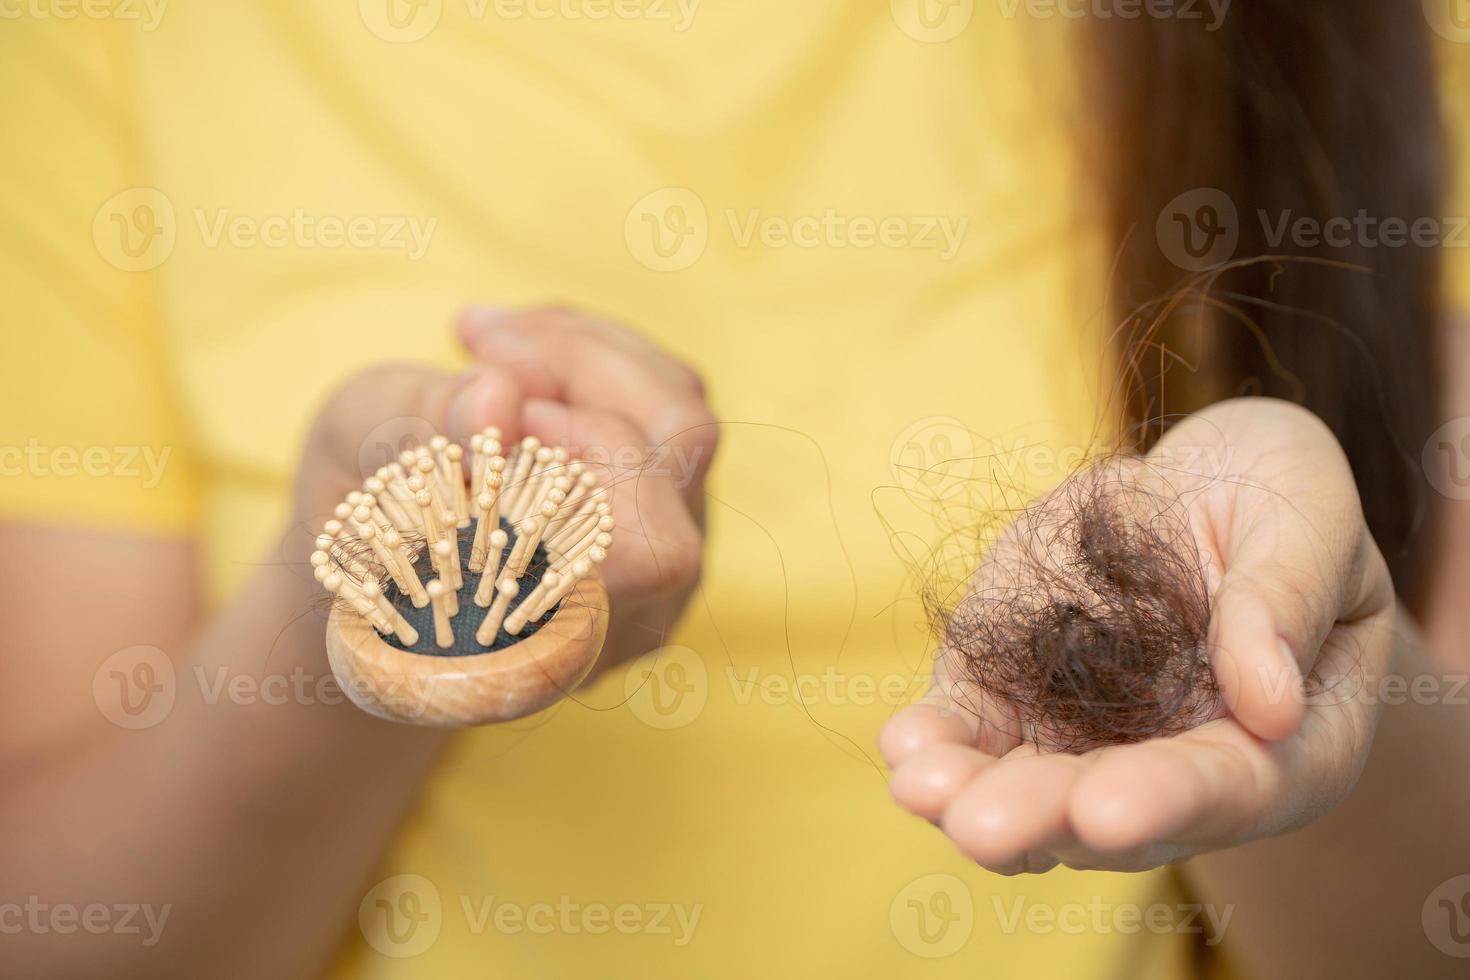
[880,398,1396,874]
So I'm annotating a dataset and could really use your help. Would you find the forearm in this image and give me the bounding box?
[1185,610,1470,979]
[1,535,449,980]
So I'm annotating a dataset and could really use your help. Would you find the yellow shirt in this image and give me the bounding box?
[3,4,1468,978]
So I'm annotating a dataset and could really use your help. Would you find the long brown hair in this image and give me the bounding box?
[1090,2,1446,606]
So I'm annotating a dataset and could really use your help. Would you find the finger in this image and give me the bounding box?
[1209,582,1307,742]
[890,743,994,822]
[445,363,524,449]
[457,309,718,490]
[879,672,1020,767]
[1048,837,1179,874]
[1158,402,1393,742]
[878,703,980,768]
[315,362,522,479]
[460,306,706,396]
[929,657,1026,757]
[522,398,702,602]
[1068,721,1277,852]
[941,751,1089,869]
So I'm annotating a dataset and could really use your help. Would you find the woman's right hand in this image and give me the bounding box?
[294,307,719,672]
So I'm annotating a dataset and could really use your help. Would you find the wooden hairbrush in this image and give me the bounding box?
[313,429,613,726]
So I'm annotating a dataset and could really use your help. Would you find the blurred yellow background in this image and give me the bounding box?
[4,2,1470,976]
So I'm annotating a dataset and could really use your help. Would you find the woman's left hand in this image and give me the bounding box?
[879,397,1397,874]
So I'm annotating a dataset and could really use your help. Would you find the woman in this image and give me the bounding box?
[2,2,1468,977]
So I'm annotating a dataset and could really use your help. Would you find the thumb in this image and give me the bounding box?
[1209,516,1384,743]
[297,362,522,519]
[1209,572,1310,743]
[1150,399,1382,743]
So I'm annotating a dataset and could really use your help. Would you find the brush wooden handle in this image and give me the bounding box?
[326,569,609,726]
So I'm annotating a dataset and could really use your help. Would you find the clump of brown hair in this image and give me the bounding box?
[942,464,1218,752]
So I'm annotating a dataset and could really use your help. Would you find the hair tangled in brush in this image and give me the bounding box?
[941,462,1218,752]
